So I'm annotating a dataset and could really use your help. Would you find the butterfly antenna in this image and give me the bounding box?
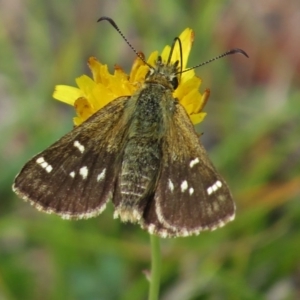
[97,16,153,70]
[167,37,183,77]
[178,48,249,75]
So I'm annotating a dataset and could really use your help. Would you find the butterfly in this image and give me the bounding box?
[13,17,248,238]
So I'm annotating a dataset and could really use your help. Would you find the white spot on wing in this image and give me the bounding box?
[46,165,53,173]
[207,187,213,195]
[41,162,48,169]
[97,168,106,182]
[74,140,85,153]
[207,180,222,195]
[36,157,53,173]
[69,171,75,178]
[189,157,199,168]
[79,166,88,179]
[181,180,188,192]
[189,187,194,195]
[36,157,45,164]
[168,179,174,192]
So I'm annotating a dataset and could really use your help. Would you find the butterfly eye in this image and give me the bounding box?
[170,76,179,90]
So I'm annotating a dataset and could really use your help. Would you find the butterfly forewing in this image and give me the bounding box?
[142,104,235,237]
[13,96,130,219]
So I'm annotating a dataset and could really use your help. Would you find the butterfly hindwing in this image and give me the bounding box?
[13,96,130,219]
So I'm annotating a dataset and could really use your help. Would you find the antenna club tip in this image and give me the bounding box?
[231,48,249,58]
[97,16,117,28]
[97,16,107,22]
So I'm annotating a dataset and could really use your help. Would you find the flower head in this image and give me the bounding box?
[53,28,209,126]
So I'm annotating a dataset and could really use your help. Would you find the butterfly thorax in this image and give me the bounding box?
[113,65,178,223]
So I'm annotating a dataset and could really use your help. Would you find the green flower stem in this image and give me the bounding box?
[148,234,161,300]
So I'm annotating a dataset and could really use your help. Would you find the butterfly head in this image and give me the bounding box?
[145,56,180,91]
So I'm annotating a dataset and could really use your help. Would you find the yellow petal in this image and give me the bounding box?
[174,76,201,102]
[88,57,112,84]
[190,112,207,125]
[177,28,194,70]
[181,69,196,84]
[76,75,96,96]
[198,89,210,112]
[53,85,83,105]
[146,51,159,66]
[161,45,171,62]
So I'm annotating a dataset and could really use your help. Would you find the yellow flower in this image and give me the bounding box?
[53,28,209,126]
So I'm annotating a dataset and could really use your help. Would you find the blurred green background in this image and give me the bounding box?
[1,0,300,299]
